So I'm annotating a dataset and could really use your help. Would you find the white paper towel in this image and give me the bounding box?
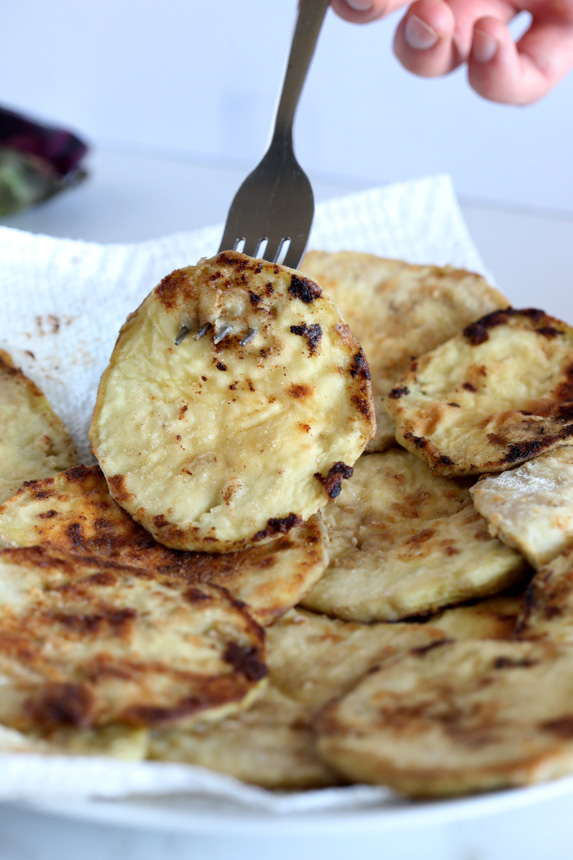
[0,174,490,813]
[0,173,489,465]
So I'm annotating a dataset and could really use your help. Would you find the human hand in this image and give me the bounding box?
[330,0,573,104]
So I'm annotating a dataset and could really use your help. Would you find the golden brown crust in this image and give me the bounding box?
[0,546,267,732]
[0,465,328,626]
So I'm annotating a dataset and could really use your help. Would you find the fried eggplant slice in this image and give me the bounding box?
[301,251,508,451]
[0,723,148,760]
[0,465,328,627]
[385,309,573,476]
[517,546,573,643]
[0,546,266,733]
[90,252,375,552]
[429,589,525,641]
[265,607,446,705]
[0,349,76,502]
[149,607,445,789]
[149,685,339,790]
[317,639,573,797]
[471,447,573,569]
[301,450,527,622]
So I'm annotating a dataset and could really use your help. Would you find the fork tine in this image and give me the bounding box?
[202,0,327,358]
[240,328,257,346]
[273,238,291,265]
[282,235,308,270]
[242,238,263,258]
[254,238,268,259]
[263,236,285,265]
[193,322,212,341]
[219,228,242,254]
[213,325,232,344]
[174,324,191,346]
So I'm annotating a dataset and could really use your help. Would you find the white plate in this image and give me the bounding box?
[2,179,573,839]
[20,775,573,835]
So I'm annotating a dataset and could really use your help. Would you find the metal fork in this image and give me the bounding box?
[175,0,330,349]
[219,0,330,268]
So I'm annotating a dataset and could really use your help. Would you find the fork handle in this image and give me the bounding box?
[272,0,330,144]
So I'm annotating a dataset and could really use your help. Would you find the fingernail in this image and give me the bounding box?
[345,0,373,10]
[473,28,498,63]
[404,14,439,50]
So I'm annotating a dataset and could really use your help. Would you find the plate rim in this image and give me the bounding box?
[17,774,573,835]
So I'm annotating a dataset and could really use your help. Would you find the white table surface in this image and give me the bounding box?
[1,147,573,860]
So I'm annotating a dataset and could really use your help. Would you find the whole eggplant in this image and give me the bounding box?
[0,106,88,216]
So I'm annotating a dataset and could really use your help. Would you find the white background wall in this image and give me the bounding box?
[1,0,572,215]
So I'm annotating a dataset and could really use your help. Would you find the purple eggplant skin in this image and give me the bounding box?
[0,105,89,216]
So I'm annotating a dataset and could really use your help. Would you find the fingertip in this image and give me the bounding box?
[404,13,440,51]
[393,1,458,77]
[468,18,548,105]
[467,17,525,104]
[405,0,455,38]
[330,0,390,24]
[343,0,374,8]
[472,28,499,65]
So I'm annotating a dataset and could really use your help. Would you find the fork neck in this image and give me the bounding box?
[271,0,330,147]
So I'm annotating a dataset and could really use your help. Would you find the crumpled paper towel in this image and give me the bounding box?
[0,174,490,815]
[0,173,489,465]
